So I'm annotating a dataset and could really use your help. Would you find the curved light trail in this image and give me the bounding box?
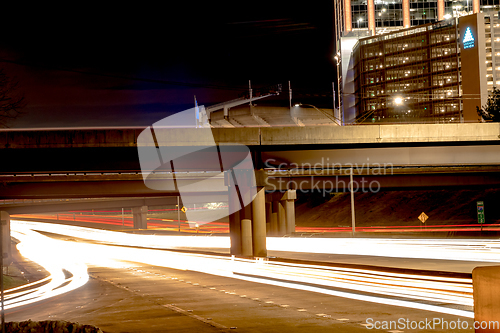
[9,220,487,318]
[4,226,88,310]
[12,220,500,262]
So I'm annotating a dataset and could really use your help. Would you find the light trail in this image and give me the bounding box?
[4,226,89,310]
[9,220,484,318]
[15,213,500,234]
[12,220,500,262]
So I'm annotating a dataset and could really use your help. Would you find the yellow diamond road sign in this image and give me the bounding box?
[181,206,187,213]
[418,212,428,223]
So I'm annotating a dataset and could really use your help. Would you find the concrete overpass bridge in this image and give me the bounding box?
[1,123,499,196]
[1,123,500,256]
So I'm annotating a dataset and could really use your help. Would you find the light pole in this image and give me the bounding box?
[334,53,342,124]
[357,18,363,37]
[379,7,386,28]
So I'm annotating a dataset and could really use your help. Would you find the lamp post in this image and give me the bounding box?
[380,7,386,28]
[334,53,342,124]
[392,96,404,122]
[357,18,363,36]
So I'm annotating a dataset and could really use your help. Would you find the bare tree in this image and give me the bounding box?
[0,68,25,127]
[477,87,500,122]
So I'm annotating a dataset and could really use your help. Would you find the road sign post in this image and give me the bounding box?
[418,212,428,231]
[350,168,356,237]
[477,201,485,231]
[0,211,11,333]
[177,196,181,233]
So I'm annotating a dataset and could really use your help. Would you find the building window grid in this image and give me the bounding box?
[410,0,437,25]
[480,0,500,11]
[376,3,404,27]
[352,4,368,30]
[444,0,473,18]
[357,24,461,121]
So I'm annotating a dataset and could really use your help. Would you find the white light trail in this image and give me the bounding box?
[4,226,89,310]
[9,220,480,318]
[14,220,500,263]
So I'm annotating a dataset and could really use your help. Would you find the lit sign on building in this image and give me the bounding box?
[463,27,475,49]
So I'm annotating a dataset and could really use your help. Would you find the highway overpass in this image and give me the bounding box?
[0,123,499,198]
[2,123,500,256]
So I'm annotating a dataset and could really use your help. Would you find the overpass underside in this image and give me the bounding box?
[0,166,499,199]
[2,124,500,256]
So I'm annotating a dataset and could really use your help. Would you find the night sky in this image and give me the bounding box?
[0,2,336,128]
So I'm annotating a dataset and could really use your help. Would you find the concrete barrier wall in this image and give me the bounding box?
[262,123,500,145]
[212,128,260,146]
[0,128,262,148]
[142,128,261,146]
[379,123,500,142]
[0,129,140,148]
[260,126,380,145]
[0,123,499,148]
[472,266,500,333]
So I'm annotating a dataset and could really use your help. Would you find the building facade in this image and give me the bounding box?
[334,0,500,123]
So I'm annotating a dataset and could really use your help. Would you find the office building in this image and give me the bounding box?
[333,0,500,123]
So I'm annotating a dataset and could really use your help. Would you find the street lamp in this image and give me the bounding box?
[334,52,342,124]
[357,17,364,37]
[357,17,363,29]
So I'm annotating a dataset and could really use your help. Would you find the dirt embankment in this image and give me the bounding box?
[295,189,500,227]
[6,321,102,333]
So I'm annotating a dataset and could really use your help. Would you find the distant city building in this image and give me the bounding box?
[333,0,500,124]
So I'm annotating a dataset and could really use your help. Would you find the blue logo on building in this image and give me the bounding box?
[463,27,475,49]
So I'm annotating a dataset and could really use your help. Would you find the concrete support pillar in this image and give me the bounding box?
[278,202,286,236]
[472,0,479,14]
[0,211,11,264]
[265,202,272,236]
[472,266,500,332]
[273,201,286,236]
[437,0,445,21]
[282,190,297,235]
[284,200,295,234]
[241,219,253,257]
[344,0,352,33]
[367,0,376,36]
[251,188,267,257]
[402,0,410,28]
[271,212,278,236]
[228,189,242,256]
[132,206,148,229]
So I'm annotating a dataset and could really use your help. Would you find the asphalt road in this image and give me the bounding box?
[6,263,476,333]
